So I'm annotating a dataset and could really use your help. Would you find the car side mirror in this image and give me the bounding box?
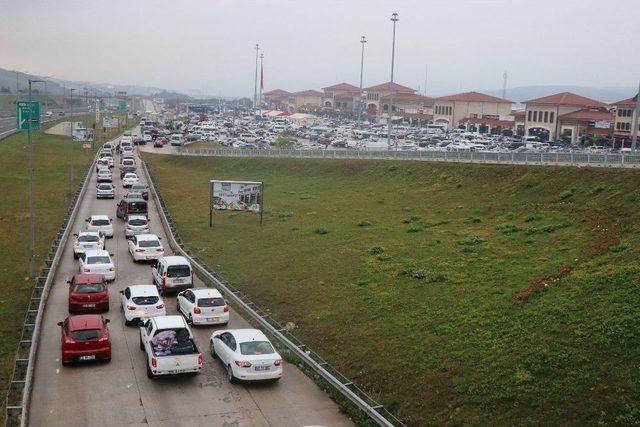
[138,320,145,327]
[73,233,78,237]
[109,253,115,257]
[57,322,63,327]
[85,218,90,222]
[104,319,110,324]
[66,279,71,284]
[119,290,124,294]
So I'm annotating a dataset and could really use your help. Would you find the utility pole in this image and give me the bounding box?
[16,72,19,103]
[387,12,399,149]
[69,88,75,197]
[259,53,264,111]
[44,81,48,112]
[27,79,44,278]
[358,35,367,127]
[253,43,260,109]
[502,71,508,100]
[632,80,640,151]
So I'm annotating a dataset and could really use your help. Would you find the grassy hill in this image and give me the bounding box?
[144,154,640,426]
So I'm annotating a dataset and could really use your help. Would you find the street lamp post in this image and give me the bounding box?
[69,88,75,197]
[358,35,367,127]
[27,79,44,278]
[253,43,260,109]
[631,80,640,152]
[388,12,399,149]
[259,53,264,111]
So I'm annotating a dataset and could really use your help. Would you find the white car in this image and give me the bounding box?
[122,173,139,187]
[78,249,115,281]
[124,214,151,236]
[120,285,166,325]
[85,215,114,238]
[143,134,153,143]
[96,183,115,199]
[210,329,283,383]
[102,156,114,168]
[127,234,164,262]
[177,288,229,325]
[96,168,112,182]
[96,158,109,170]
[72,231,105,259]
[122,145,134,155]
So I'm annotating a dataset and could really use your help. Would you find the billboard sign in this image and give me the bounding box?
[209,180,263,226]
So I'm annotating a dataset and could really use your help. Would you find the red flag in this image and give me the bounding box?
[260,63,264,90]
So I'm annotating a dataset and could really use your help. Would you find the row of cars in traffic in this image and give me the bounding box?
[58,132,284,382]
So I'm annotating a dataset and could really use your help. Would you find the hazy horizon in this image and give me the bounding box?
[1,0,638,98]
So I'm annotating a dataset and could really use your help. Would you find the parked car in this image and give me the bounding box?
[122,173,139,187]
[139,315,202,378]
[85,215,114,238]
[210,329,282,383]
[57,314,111,365]
[120,165,136,179]
[153,137,168,148]
[78,249,115,281]
[72,231,105,259]
[152,256,193,294]
[120,285,166,325]
[177,288,229,325]
[130,183,149,200]
[124,214,151,236]
[97,168,112,183]
[96,158,109,171]
[116,195,148,219]
[127,234,164,262]
[67,274,109,313]
[96,182,115,199]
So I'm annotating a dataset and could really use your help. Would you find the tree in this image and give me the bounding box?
[275,136,294,149]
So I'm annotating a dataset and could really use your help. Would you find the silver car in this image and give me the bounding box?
[124,214,150,236]
[96,183,115,199]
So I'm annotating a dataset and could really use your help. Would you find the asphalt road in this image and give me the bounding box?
[0,110,91,140]
[28,131,352,427]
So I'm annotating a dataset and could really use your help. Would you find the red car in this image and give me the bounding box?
[67,274,109,313]
[153,137,168,148]
[57,315,112,365]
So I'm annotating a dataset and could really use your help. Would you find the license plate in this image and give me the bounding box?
[174,279,184,283]
[79,355,96,361]
[83,304,96,308]
[255,366,270,371]
[206,317,218,322]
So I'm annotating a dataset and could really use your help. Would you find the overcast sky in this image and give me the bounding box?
[1,0,638,97]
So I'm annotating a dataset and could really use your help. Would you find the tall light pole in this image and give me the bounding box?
[259,53,264,111]
[387,12,399,148]
[358,35,367,127]
[69,88,75,197]
[632,80,640,152]
[27,79,44,278]
[253,43,260,109]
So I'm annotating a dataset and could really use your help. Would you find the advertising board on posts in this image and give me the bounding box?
[209,180,263,226]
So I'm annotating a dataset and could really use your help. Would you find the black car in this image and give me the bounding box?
[120,165,136,179]
[129,184,149,200]
[116,195,148,219]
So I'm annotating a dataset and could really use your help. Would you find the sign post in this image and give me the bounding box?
[16,101,41,131]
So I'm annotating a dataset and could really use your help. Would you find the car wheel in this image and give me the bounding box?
[73,252,78,260]
[139,335,144,351]
[210,341,217,359]
[146,362,154,379]
[104,357,111,363]
[227,364,236,383]
[188,314,193,325]
[176,300,181,313]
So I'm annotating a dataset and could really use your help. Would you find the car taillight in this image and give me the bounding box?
[274,359,282,366]
[162,276,166,289]
[198,354,203,366]
[223,305,229,313]
[135,249,144,252]
[156,304,164,309]
[193,307,201,314]
[83,268,91,273]
[109,267,115,271]
[127,305,136,311]
[156,247,163,252]
[126,224,132,229]
[151,357,157,368]
[235,361,252,368]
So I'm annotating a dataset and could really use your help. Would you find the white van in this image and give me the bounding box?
[170,134,183,146]
[151,256,193,294]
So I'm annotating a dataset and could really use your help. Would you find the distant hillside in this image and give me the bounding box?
[485,85,636,104]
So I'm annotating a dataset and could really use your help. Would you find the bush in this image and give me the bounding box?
[377,254,392,261]
[277,211,293,218]
[358,220,372,227]
[355,279,368,287]
[459,236,485,245]
[524,222,571,235]
[557,189,575,201]
[388,165,399,172]
[424,220,450,228]
[407,225,422,233]
[524,215,542,222]
[495,223,521,234]
[314,227,328,235]
[369,246,385,255]
[275,136,295,149]
[465,217,482,224]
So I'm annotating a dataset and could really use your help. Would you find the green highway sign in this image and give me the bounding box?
[119,100,127,111]
[16,101,41,131]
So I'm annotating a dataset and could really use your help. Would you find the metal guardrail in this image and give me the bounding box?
[176,147,640,168]
[5,158,95,427]
[143,161,404,427]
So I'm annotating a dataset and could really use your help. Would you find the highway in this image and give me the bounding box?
[0,110,91,141]
[28,130,352,426]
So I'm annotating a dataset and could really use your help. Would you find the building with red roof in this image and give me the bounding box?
[432,91,513,133]
[611,94,639,147]
[321,83,361,113]
[362,82,432,117]
[522,91,608,144]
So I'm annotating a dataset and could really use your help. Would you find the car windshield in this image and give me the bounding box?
[167,265,190,278]
[197,297,224,307]
[139,239,160,248]
[129,218,147,226]
[92,219,110,226]
[73,283,104,293]
[240,341,275,356]
[78,235,100,242]
[70,329,102,340]
[87,256,110,264]
[125,174,137,179]
[132,185,146,191]
[131,296,159,305]
[98,185,112,190]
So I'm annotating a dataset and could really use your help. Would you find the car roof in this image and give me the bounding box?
[72,274,104,284]
[226,329,269,342]
[127,214,147,220]
[191,288,222,299]
[90,215,110,220]
[78,231,100,236]
[128,284,159,296]
[68,314,104,331]
[152,315,187,329]
[161,256,189,266]
[124,173,137,177]
[84,249,110,257]
[136,234,159,241]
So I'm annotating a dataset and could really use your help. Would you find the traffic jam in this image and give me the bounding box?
[60,130,283,382]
